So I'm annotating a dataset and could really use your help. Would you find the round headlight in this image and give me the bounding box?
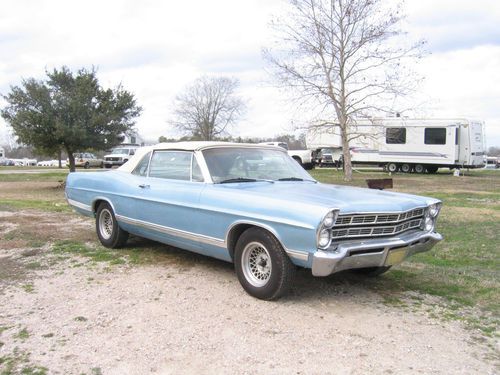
[318,229,331,248]
[428,203,440,218]
[424,217,434,232]
[323,211,336,228]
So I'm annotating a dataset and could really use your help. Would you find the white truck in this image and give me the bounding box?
[259,142,315,170]
[306,118,485,173]
[104,144,140,168]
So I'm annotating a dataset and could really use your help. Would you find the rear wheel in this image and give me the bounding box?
[234,227,295,300]
[96,202,128,248]
[84,161,90,169]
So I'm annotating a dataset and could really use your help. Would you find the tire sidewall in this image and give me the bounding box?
[96,202,121,248]
[234,228,291,300]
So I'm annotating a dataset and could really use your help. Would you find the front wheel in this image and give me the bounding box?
[96,202,129,248]
[234,228,295,300]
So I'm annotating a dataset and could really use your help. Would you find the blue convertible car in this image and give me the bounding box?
[66,142,442,300]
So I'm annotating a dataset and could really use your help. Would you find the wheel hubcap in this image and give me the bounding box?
[241,242,272,287]
[99,209,113,240]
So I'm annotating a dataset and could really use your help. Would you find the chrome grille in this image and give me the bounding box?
[332,207,425,240]
[332,219,422,239]
[335,208,424,226]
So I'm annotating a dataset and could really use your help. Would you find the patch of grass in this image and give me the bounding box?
[25,262,43,270]
[0,199,71,213]
[0,171,68,182]
[0,348,47,375]
[22,284,35,293]
[52,240,127,265]
[16,328,29,340]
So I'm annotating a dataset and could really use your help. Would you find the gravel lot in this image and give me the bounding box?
[0,211,497,374]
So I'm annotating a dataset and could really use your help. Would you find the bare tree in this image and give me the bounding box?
[264,0,423,180]
[171,76,246,141]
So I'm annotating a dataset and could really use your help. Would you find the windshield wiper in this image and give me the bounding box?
[218,177,274,184]
[277,177,317,183]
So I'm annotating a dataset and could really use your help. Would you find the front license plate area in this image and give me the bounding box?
[385,248,408,266]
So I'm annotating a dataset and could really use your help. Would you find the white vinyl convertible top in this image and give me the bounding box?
[118,141,282,173]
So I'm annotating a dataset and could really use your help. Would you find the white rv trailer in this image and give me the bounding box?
[306,118,485,173]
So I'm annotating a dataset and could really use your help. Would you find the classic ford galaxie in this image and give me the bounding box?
[66,142,442,300]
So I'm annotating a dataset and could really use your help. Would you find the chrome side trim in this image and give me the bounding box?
[115,214,226,248]
[67,198,92,212]
[285,249,310,262]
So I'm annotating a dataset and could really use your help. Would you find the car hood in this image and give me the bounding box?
[215,182,438,214]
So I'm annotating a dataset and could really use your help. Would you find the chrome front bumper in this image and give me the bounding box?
[312,230,443,276]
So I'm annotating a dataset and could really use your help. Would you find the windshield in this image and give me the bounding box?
[203,147,315,183]
[111,148,130,155]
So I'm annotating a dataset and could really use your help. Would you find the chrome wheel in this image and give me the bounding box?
[241,242,272,287]
[98,208,113,240]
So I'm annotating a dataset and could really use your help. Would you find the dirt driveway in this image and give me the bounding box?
[0,210,497,374]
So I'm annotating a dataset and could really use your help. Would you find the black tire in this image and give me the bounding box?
[387,163,398,173]
[351,266,391,277]
[105,164,112,169]
[234,227,295,300]
[84,162,90,169]
[95,202,129,248]
[414,164,425,173]
[400,163,411,173]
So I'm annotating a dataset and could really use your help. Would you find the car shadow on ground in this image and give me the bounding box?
[123,236,384,303]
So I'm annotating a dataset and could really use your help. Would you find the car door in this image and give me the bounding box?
[129,150,206,252]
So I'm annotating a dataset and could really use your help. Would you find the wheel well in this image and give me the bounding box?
[226,223,285,261]
[227,224,254,260]
[92,199,107,215]
[292,156,302,164]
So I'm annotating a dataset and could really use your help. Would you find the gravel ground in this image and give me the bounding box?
[0,213,497,374]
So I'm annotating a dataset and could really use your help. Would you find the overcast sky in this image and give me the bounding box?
[1,0,499,147]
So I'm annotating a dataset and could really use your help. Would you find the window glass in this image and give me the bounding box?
[386,128,406,144]
[192,156,204,182]
[203,147,312,183]
[425,128,446,145]
[149,151,191,180]
[132,152,151,176]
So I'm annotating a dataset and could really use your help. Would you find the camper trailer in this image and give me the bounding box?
[306,118,485,173]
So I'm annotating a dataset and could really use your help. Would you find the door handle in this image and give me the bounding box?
[138,184,150,189]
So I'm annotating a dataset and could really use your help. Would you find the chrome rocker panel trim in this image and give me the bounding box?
[67,198,92,213]
[312,230,443,276]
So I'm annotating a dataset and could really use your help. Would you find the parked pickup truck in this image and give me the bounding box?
[104,145,140,168]
[259,142,315,170]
